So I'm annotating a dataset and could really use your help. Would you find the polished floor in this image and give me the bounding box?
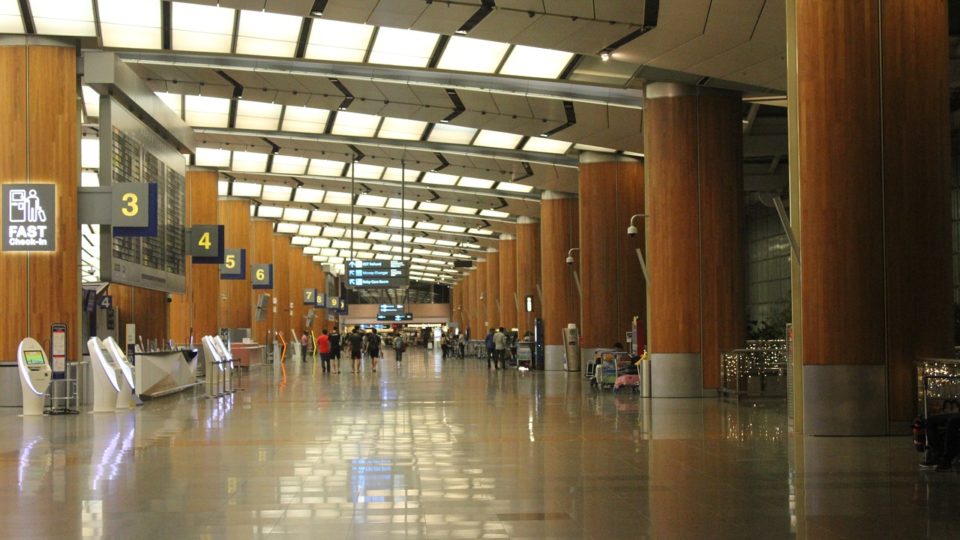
[1,347,958,539]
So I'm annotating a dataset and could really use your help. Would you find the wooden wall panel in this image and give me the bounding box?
[498,239,518,330]
[463,274,473,337]
[112,284,168,345]
[541,197,579,346]
[485,251,500,330]
[0,44,79,361]
[250,220,275,343]
[273,236,291,339]
[218,200,251,329]
[579,160,646,350]
[475,261,488,332]
[169,169,219,343]
[516,221,540,336]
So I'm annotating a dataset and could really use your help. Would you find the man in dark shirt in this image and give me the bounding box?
[329,328,342,374]
[348,327,364,373]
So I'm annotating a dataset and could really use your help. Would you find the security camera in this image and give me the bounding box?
[565,255,574,265]
[627,225,638,237]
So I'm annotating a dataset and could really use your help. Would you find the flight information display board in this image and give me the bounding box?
[346,260,409,289]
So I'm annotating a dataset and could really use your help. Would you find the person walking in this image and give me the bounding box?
[348,327,364,373]
[329,327,342,374]
[299,330,310,363]
[393,332,405,365]
[485,328,496,369]
[317,329,332,373]
[493,327,507,370]
[366,328,382,373]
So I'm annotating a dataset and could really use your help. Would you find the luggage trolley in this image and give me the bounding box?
[590,351,638,393]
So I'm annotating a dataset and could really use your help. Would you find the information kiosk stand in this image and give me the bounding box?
[87,337,121,413]
[17,338,52,416]
[103,337,136,409]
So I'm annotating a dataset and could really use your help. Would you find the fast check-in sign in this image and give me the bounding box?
[3,184,56,252]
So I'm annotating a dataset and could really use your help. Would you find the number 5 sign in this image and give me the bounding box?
[220,248,246,280]
[188,225,225,263]
[252,264,274,289]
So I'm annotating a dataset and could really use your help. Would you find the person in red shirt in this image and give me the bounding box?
[317,329,332,373]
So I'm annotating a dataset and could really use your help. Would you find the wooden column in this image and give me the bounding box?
[0,40,79,361]
[578,156,645,358]
[498,235,518,330]
[112,285,168,344]
[540,192,579,370]
[250,220,274,344]
[462,273,473,338]
[485,249,500,330]
[218,200,251,329]
[272,236,292,339]
[516,218,541,336]
[790,0,951,433]
[645,83,744,396]
[169,169,219,343]
[475,260,488,332]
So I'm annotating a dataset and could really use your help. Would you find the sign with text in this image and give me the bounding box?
[2,184,56,252]
[188,225,225,263]
[346,260,409,289]
[251,264,274,289]
[111,183,151,228]
[303,288,317,305]
[327,295,339,309]
[315,293,326,308]
[220,249,246,280]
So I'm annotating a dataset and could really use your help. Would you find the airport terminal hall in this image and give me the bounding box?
[5,0,960,538]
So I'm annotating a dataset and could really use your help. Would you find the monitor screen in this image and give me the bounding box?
[23,350,46,366]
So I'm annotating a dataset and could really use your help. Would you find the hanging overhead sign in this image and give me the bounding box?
[2,184,56,252]
[346,260,409,289]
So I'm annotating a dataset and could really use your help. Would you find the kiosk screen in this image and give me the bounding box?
[24,351,46,366]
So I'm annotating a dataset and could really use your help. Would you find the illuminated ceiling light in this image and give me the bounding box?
[236,10,301,57]
[356,194,387,208]
[282,106,330,133]
[457,177,494,189]
[299,224,322,236]
[231,151,269,173]
[377,117,427,141]
[217,180,229,196]
[283,208,310,222]
[324,191,352,206]
[335,213,362,225]
[306,18,372,63]
[447,206,478,216]
[308,158,346,177]
[523,137,573,154]
[261,184,293,202]
[415,222,442,231]
[80,138,100,169]
[235,100,282,130]
[0,0,23,33]
[441,224,467,233]
[294,187,326,204]
[386,198,417,210]
[322,227,346,238]
[304,247,321,255]
[473,129,524,149]
[468,228,493,236]
[257,205,283,218]
[347,162,385,180]
[499,45,575,79]
[455,0,494,35]
[30,0,96,36]
[271,155,309,175]
[368,27,439,68]
[418,202,449,213]
[184,95,230,128]
[600,50,611,62]
[231,181,262,198]
[310,210,336,223]
[422,172,458,186]
[428,124,476,145]
[480,209,509,219]
[496,181,534,193]
[363,216,389,227]
[332,111,381,137]
[438,35,509,74]
[311,237,332,247]
[276,222,299,234]
[154,92,182,117]
[98,0,161,49]
[292,236,311,246]
[368,232,390,241]
[81,86,101,118]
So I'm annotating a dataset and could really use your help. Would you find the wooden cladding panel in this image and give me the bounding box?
[170,170,219,343]
[218,200,251,329]
[541,198,579,346]
[0,44,78,361]
[475,262,488,332]
[645,96,702,355]
[463,274,474,336]
[273,236,291,338]
[250,220,274,343]
[498,239,518,330]
[515,222,540,336]
[485,252,500,330]
[697,95,745,389]
[579,161,646,350]
[112,284,169,344]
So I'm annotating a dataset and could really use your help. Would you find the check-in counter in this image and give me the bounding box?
[230,344,265,368]
[134,349,199,399]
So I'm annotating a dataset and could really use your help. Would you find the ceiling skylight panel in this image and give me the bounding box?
[437,36,510,74]
[469,228,494,236]
[81,172,100,188]
[473,129,523,149]
[305,19,373,63]
[480,209,510,218]
[81,86,100,118]
[292,236,311,246]
[386,198,417,210]
[324,191,352,205]
[282,106,329,133]
[378,117,427,141]
[257,205,283,218]
[335,213,362,224]
[276,222,299,234]
[80,139,99,169]
[304,247,321,255]
[235,100,282,130]
[310,210,336,223]
[236,10,301,57]
[283,208,310,222]
[422,172,458,186]
[98,0,161,49]
[271,155,309,174]
[447,206,478,215]
[523,137,573,154]
[155,92,182,117]
[231,151,269,173]
[294,187,326,204]
[428,124,476,145]
[357,194,387,208]
[436,239,457,247]
[218,180,229,196]
[171,2,234,53]
[261,184,293,202]
[415,222,441,231]
[368,27,440,68]
[414,237,437,245]
[363,216,389,227]
[496,181,534,193]
[308,159,346,177]
[322,227,346,238]
[30,0,96,36]
[457,177,494,189]
[184,95,230,127]
[499,45,574,79]
[368,232,391,241]
[332,111,381,137]
[0,0,23,33]
[321,248,339,256]
[194,148,230,168]
[418,202,449,213]
[375,254,393,261]
[311,238,332,247]
[441,224,467,233]
[299,224,322,236]
[347,162,384,180]
[231,181,262,198]
[388,219,415,229]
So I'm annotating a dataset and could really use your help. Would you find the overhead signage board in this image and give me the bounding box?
[252,264,274,289]
[377,313,413,322]
[3,184,56,252]
[346,260,409,289]
[378,304,404,315]
[220,249,246,280]
[188,225,225,263]
[303,288,317,305]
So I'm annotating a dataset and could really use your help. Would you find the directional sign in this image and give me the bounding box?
[188,225,225,263]
[113,183,158,238]
[303,288,317,305]
[220,249,246,280]
[252,264,274,289]
[346,260,409,289]
[315,293,326,308]
[2,184,56,252]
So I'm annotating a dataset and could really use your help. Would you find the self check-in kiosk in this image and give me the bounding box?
[17,338,52,416]
[87,337,121,413]
[103,336,136,409]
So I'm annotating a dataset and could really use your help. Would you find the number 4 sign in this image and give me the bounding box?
[188,225,225,264]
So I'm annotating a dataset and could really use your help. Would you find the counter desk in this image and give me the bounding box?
[134,349,200,399]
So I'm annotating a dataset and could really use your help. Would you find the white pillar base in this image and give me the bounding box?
[650,353,703,397]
